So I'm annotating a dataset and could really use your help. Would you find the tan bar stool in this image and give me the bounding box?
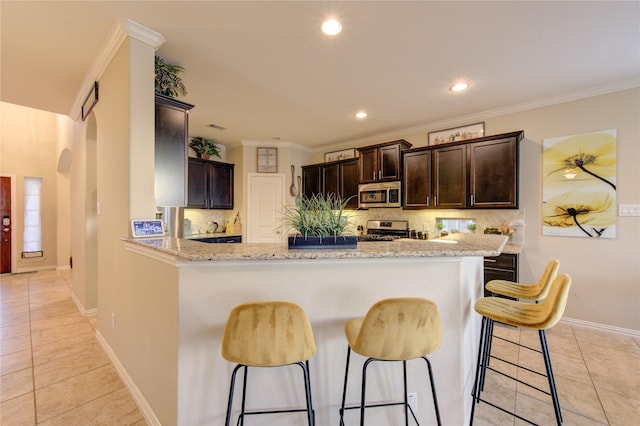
[470,273,572,425]
[339,297,442,426]
[486,259,560,301]
[221,301,317,426]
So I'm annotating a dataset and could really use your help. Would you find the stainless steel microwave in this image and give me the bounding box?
[358,181,402,208]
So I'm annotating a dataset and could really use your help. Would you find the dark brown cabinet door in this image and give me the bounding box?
[433,144,467,208]
[470,138,518,208]
[379,144,402,181]
[340,159,359,209]
[187,158,208,208]
[302,165,322,198]
[208,162,234,209]
[358,141,411,183]
[403,150,431,208]
[358,147,378,183]
[323,163,340,198]
[155,94,194,206]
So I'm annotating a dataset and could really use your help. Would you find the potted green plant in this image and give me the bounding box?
[155,56,187,98]
[467,223,477,233]
[281,193,357,249]
[189,137,221,159]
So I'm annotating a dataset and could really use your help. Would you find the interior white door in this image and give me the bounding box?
[247,173,286,243]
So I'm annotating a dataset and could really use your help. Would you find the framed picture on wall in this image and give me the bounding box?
[324,148,356,162]
[428,122,484,145]
[257,147,278,173]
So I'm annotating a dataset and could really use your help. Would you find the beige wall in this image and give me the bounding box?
[0,102,72,272]
[488,89,639,330]
[92,37,178,424]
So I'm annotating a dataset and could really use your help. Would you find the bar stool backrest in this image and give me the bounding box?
[538,273,572,329]
[534,259,561,300]
[222,301,317,367]
[351,297,442,361]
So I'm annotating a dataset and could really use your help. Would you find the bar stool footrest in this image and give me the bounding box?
[472,396,539,426]
[340,401,419,424]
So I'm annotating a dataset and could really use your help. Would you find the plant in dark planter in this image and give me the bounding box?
[155,56,187,98]
[281,193,357,249]
[189,137,221,159]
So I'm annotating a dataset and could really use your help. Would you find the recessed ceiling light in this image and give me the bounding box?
[355,111,367,119]
[322,19,342,35]
[450,82,469,92]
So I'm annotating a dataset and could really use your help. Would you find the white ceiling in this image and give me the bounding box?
[2,1,639,149]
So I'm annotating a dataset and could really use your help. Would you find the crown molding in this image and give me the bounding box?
[69,19,166,120]
[119,18,166,49]
[329,77,640,150]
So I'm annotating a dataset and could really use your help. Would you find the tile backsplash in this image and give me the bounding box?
[185,209,237,234]
[346,208,525,245]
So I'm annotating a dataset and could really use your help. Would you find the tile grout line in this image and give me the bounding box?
[571,325,611,426]
[27,273,39,424]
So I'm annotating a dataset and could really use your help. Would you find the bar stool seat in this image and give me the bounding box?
[486,259,560,301]
[339,297,442,426]
[470,273,572,425]
[221,301,317,426]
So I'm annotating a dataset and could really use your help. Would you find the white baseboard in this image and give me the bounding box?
[14,265,56,273]
[95,331,161,426]
[56,265,71,271]
[561,316,640,338]
[70,292,97,316]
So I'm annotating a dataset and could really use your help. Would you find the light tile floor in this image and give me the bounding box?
[1,270,639,425]
[472,318,640,425]
[1,270,146,426]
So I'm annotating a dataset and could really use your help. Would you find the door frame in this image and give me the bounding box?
[1,174,17,274]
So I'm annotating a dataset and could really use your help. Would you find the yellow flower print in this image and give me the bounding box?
[543,191,615,237]
[543,131,616,189]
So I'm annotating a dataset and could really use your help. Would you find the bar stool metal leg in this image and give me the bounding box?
[539,330,563,425]
[339,346,352,426]
[225,364,243,426]
[298,360,315,426]
[421,356,442,426]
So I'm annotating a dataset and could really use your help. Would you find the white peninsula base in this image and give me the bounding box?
[116,244,485,426]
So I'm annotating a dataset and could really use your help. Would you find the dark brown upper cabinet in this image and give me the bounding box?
[358,140,412,183]
[155,93,194,207]
[301,158,359,209]
[402,131,523,209]
[469,136,519,208]
[187,157,234,210]
[403,149,431,209]
[302,164,322,198]
[433,143,468,208]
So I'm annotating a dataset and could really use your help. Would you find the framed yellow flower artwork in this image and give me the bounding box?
[542,129,616,238]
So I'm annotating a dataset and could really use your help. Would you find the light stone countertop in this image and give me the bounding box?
[124,232,509,262]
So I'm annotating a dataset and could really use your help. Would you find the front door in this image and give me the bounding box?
[247,173,285,243]
[1,177,12,273]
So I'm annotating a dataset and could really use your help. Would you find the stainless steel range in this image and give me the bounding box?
[358,220,409,241]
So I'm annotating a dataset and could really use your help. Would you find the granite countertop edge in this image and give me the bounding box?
[123,233,512,262]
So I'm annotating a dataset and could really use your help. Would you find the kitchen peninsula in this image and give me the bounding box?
[118,234,508,426]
